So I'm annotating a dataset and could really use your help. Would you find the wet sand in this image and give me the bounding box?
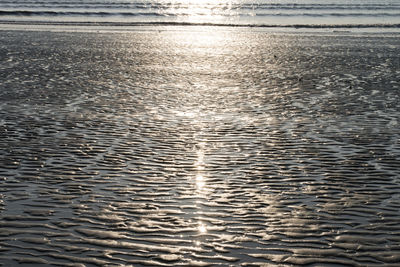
[0,27,400,266]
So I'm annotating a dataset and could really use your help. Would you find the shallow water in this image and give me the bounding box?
[0,28,400,266]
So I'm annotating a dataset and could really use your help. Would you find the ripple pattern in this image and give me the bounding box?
[0,29,400,266]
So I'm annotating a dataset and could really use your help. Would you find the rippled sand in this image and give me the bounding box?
[0,28,399,266]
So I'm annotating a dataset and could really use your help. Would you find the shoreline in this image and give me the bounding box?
[1,20,400,34]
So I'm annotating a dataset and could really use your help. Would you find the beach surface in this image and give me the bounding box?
[0,27,400,266]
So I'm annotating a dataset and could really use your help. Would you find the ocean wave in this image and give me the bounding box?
[1,0,399,28]
[1,2,400,11]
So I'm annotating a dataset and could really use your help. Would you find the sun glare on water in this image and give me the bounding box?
[158,0,235,24]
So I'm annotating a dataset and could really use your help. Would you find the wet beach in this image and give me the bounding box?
[0,28,400,266]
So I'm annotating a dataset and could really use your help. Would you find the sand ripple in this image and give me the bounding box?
[0,29,399,266]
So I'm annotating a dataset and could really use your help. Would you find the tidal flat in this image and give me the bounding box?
[0,27,399,266]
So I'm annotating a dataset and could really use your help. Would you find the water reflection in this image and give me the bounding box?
[0,28,399,266]
[194,144,205,170]
[198,222,207,234]
[196,173,205,190]
[193,142,208,237]
[160,0,234,24]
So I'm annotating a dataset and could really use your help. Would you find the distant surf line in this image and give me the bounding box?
[1,10,400,17]
[1,20,400,29]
